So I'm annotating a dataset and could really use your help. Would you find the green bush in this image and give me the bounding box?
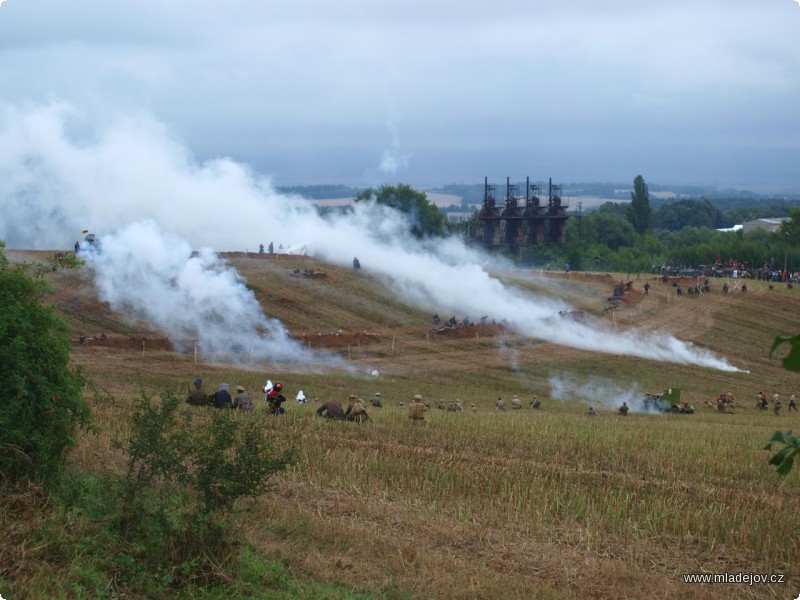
[116,390,296,588]
[0,241,91,487]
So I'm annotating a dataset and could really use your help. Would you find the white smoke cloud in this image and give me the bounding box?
[376,118,411,176]
[81,220,332,366]
[0,102,740,371]
[548,375,659,414]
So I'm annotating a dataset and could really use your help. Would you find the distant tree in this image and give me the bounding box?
[654,199,724,231]
[779,207,800,247]
[626,175,652,234]
[596,201,627,217]
[584,213,637,250]
[355,183,445,238]
[0,241,91,486]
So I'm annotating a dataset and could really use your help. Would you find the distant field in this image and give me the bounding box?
[8,250,800,599]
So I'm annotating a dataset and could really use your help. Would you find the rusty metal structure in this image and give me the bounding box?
[475,177,569,251]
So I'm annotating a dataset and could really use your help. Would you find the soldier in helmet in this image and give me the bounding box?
[618,402,629,416]
[511,395,522,410]
[371,392,383,408]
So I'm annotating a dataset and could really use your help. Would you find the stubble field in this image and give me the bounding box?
[8,249,800,599]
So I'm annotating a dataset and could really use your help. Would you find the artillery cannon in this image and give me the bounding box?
[642,388,694,414]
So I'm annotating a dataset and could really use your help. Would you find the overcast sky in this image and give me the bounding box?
[1,0,799,192]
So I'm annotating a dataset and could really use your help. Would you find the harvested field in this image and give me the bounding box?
[5,249,800,599]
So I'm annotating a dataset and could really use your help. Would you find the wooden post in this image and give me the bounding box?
[142,339,145,356]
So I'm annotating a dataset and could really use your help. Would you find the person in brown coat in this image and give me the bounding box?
[317,398,345,419]
[408,394,428,421]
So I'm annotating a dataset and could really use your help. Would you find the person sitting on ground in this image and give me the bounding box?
[496,397,506,411]
[530,396,541,409]
[317,398,345,419]
[587,406,598,417]
[344,394,369,422]
[213,383,233,409]
[187,378,209,406]
[371,392,383,408]
[618,401,629,416]
[447,400,464,412]
[511,395,522,409]
[408,394,428,421]
[233,385,253,413]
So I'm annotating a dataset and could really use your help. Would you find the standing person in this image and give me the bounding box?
[643,282,650,296]
[789,394,798,412]
[213,384,233,409]
[266,383,287,414]
[774,394,782,416]
[353,257,361,271]
[317,398,345,419]
[296,390,306,404]
[186,378,209,406]
[233,385,253,413]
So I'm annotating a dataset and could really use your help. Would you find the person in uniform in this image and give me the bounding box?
[344,394,369,422]
[789,394,798,412]
[371,392,383,408]
[496,397,506,411]
[186,378,209,406]
[511,395,522,409]
[618,402,629,416]
[588,406,598,416]
[408,394,428,421]
[233,385,253,413]
[530,396,541,409]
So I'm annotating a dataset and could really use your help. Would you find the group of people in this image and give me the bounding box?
[186,379,255,412]
[317,394,372,422]
[755,391,797,415]
[495,395,541,410]
[186,378,291,414]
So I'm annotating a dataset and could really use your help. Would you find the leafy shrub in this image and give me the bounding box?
[116,390,296,587]
[0,241,91,487]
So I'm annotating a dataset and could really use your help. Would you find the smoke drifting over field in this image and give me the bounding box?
[81,221,325,365]
[548,375,654,414]
[0,103,739,370]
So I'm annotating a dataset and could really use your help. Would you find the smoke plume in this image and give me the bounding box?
[0,102,739,371]
[548,375,658,414]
